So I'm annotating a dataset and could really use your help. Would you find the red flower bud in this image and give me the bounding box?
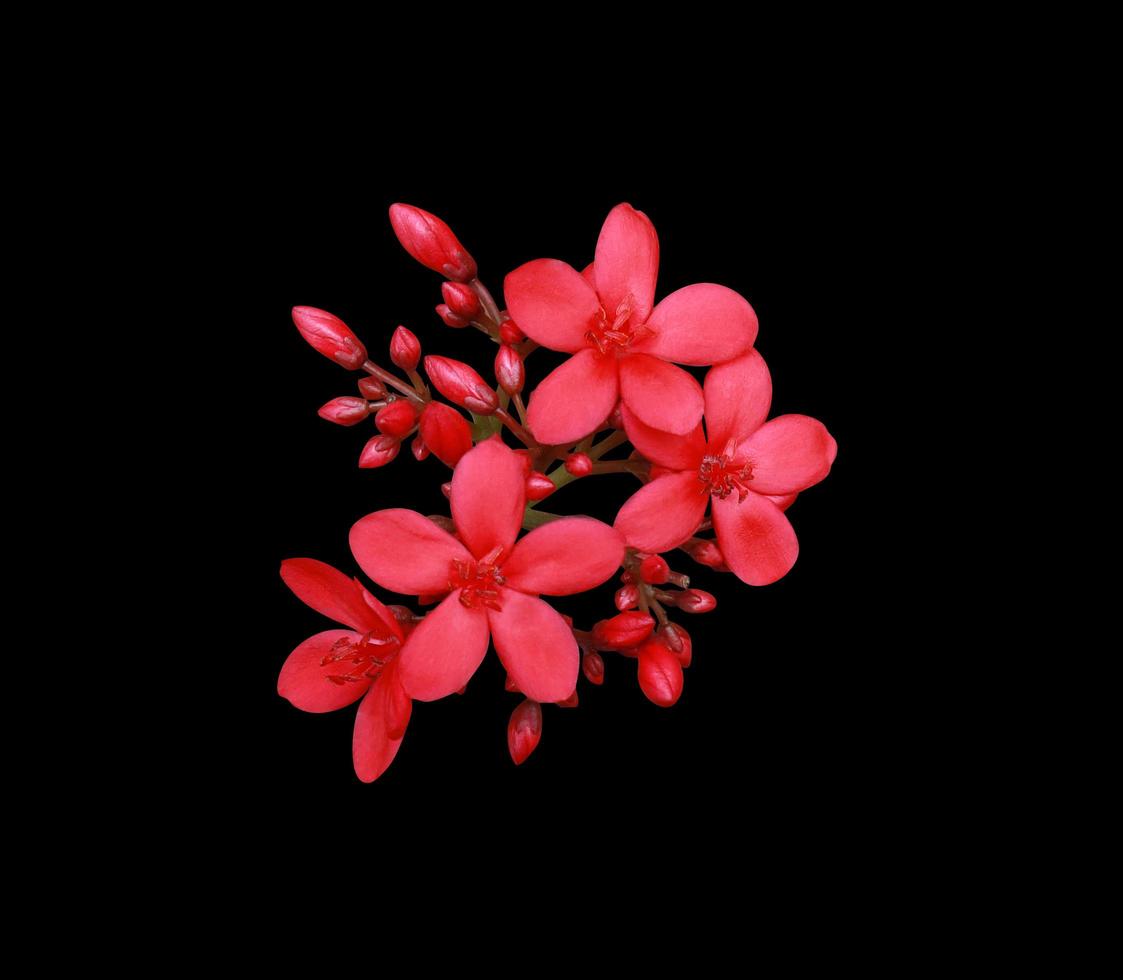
[389,203,477,282]
[507,699,542,765]
[659,624,692,667]
[411,435,430,461]
[419,402,472,467]
[682,538,726,570]
[499,319,525,344]
[358,434,400,469]
[424,355,499,415]
[292,306,368,370]
[564,453,593,477]
[435,304,470,328]
[637,641,684,707]
[525,472,556,501]
[389,325,421,371]
[358,376,387,400]
[592,611,655,650]
[375,400,418,438]
[615,584,639,611]
[318,396,369,426]
[582,650,605,686]
[557,690,578,708]
[441,281,480,319]
[639,555,670,584]
[440,482,452,499]
[494,344,525,395]
[677,589,717,613]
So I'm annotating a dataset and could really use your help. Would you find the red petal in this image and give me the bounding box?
[618,354,704,435]
[504,258,600,353]
[397,591,491,701]
[636,283,758,366]
[280,558,388,634]
[712,491,799,586]
[703,349,772,451]
[354,579,406,641]
[620,403,705,471]
[766,492,798,512]
[594,203,659,325]
[581,262,596,289]
[613,471,709,553]
[741,415,836,494]
[350,509,470,596]
[502,517,623,595]
[526,349,619,446]
[419,401,473,468]
[277,629,374,713]
[352,659,411,783]
[488,590,579,704]
[451,437,526,560]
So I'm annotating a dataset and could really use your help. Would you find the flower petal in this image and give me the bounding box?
[352,659,411,783]
[502,517,624,595]
[350,509,469,596]
[397,591,491,701]
[741,415,836,494]
[618,353,704,435]
[703,349,772,450]
[620,403,706,471]
[451,437,526,560]
[636,283,758,366]
[278,629,374,713]
[488,590,578,704]
[526,349,619,445]
[613,471,709,553]
[765,492,798,512]
[594,203,659,325]
[279,558,387,634]
[581,262,596,290]
[504,258,600,353]
[711,491,798,586]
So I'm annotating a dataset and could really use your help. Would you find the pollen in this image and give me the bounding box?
[449,546,506,611]
[320,631,397,685]
[584,294,653,354]
[699,453,754,502]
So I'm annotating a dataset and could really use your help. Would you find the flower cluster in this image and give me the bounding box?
[281,203,836,781]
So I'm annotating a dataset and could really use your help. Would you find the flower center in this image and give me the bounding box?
[320,631,399,685]
[699,453,754,502]
[450,545,505,611]
[585,294,651,354]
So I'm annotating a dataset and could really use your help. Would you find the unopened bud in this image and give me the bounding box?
[525,472,556,501]
[389,325,421,371]
[614,584,639,611]
[659,623,692,667]
[375,400,418,438]
[424,355,499,414]
[358,376,387,400]
[557,690,578,708]
[440,482,452,499]
[565,453,593,477]
[677,589,717,613]
[592,611,655,650]
[499,319,525,344]
[494,344,525,395]
[441,281,480,319]
[358,434,400,469]
[639,555,670,584]
[411,435,430,461]
[292,306,367,369]
[582,650,605,686]
[507,699,542,765]
[682,538,725,570]
[637,641,684,707]
[318,396,369,426]
[420,402,472,467]
[436,303,471,328]
[388,203,477,281]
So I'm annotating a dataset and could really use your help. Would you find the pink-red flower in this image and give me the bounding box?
[614,350,837,586]
[277,558,414,782]
[349,438,624,703]
[504,203,759,445]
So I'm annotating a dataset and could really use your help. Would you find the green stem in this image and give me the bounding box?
[521,507,563,530]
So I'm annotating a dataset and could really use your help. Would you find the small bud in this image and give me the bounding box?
[507,699,542,765]
[494,344,525,395]
[564,453,593,477]
[620,570,635,584]
[556,690,578,708]
[435,303,471,328]
[318,396,369,426]
[388,203,477,282]
[441,281,481,319]
[639,555,670,585]
[637,641,684,707]
[499,319,525,344]
[682,538,726,570]
[419,402,472,467]
[525,472,556,501]
[677,589,717,613]
[582,650,605,686]
[660,624,692,667]
[358,434,400,469]
[592,611,655,650]
[615,584,639,611]
[389,325,421,371]
[606,402,624,429]
[440,482,452,499]
[411,435,430,461]
[427,514,457,534]
[424,355,499,414]
[358,376,387,400]
[375,400,418,438]
[292,306,368,369]
[505,673,521,693]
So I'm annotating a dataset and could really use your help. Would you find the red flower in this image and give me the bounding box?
[503,203,759,445]
[277,558,413,782]
[614,350,837,586]
[350,438,625,703]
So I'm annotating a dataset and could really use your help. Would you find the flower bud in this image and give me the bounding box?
[592,611,655,650]
[375,400,418,438]
[411,435,430,461]
[677,589,717,613]
[419,402,472,467]
[659,623,692,667]
[637,641,684,707]
[582,650,605,686]
[424,355,499,414]
[499,319,525,344]
[557,690,578,708]
[358,376,387,400]
[507,699,542,765]
[292,306,368,369]
[389,325,421,371]
[435,303,470,328]
[682,538,726,570]
[388,203,477,282]
[564,453,593,477]
[639,555,670,584]
[358,434,400,469]
[615,584,639,611]
[494,344,525,395]
[318,396,369,426]
[440,482,452,499]
[525,472,556,501]
[441,281,480,319]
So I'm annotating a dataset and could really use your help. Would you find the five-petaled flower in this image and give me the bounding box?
[614,350,837,586]
[503,203,759,445]
[350,438,625,703]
